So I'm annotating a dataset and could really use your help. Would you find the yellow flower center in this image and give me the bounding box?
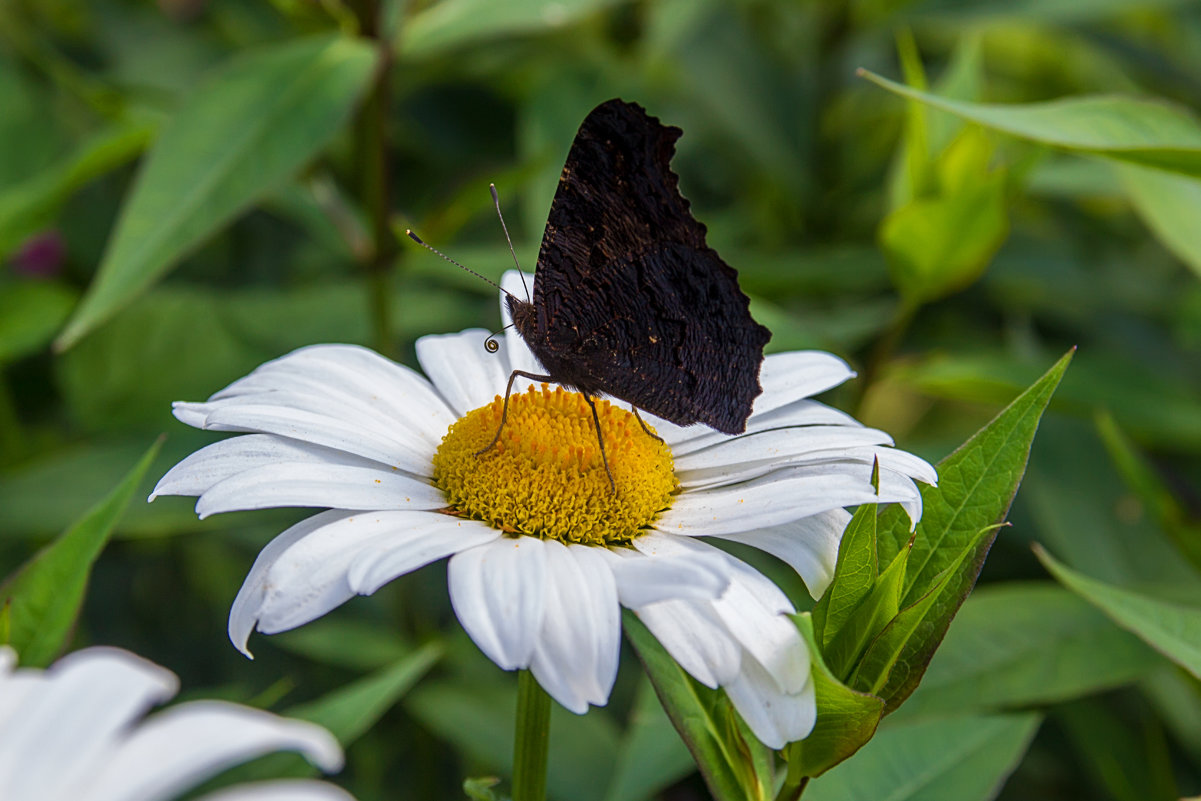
[432,384,677,545]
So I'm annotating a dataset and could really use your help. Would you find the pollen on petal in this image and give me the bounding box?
[432,385,677,546]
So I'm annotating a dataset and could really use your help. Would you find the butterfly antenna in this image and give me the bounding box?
[483,323,514,354]
[490,184,531,302]
[405,229,514,298]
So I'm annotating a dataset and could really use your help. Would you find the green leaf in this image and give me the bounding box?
[850,527,994,705]
[0,438,162,666]
[400,0,622,58]
[55,34,379,350]
[783,614,884,779]
[1056,699,1178,801]
[882,349,1074,602]
[624,613,773,801]
[803,713,1041,801]
[0,281,77,363]
[896,583,1163,720]
[860,70,1201,178]
[812,502,878,649]
[0,122,153,259]
[822,537,909,681]
[1118,163,1201,280]
[601,679,695,801]
[271,618,413,671]
[1036,546,1201,681]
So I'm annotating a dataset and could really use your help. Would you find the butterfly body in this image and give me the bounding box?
[510,99,770,435]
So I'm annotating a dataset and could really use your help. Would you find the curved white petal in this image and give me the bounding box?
[177,401,433,476]
[85,702,342,801]
[724,661,817,750]
[416,329,512,416]
[212,344,455,442]
[346,515,501,595]
[711,510,849,599]
[634,600,741,688]
[529,543,620,712]
[448,536,547,670]
[198,780,356,801]
[601,547,730,608]
[656,463,921,536]
[0,648,178,801]
[711,579,809,695]
[229,511,353,657]
[151,435,391,501]
[193,463,443,519]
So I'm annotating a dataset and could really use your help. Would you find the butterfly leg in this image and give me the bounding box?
[632,408,666,444]
[477,370,555,457]
[582,393,617,494]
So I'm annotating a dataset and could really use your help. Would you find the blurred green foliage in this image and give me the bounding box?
[3,0,1201,799]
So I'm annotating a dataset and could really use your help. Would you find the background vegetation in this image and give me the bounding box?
[2,0,1201,799]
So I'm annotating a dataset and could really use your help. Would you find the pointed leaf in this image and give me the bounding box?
[880,349,1073,603]
[861,70,1201,177]
[0,438,162,666]
[1036,546,1201,681]
[823,539,910,681]
[783,614,884,779]
[56,34,379,349]
[812,502,878,648]
[803,713,1041,801]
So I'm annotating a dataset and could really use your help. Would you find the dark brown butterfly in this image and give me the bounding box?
[495,99,771,485]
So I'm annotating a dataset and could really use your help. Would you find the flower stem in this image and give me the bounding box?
[512,670,551,801]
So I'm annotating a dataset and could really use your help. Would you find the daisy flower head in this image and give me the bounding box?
[152,271,936,749]
[0,646,352,801]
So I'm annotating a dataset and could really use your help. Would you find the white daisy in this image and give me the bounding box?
[151,271,935,749]
[0,645,352,801]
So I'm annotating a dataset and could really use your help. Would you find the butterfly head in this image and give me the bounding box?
[506,294,538,342]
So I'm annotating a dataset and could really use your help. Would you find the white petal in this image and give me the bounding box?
[193,463,444,519]
[756,352,855,415]
[711,579,809,695]
[529,543,620,712]
[416,329,511,416]
[657,463,920,536]
[635,600,741,688]
[178,400,434,475]
[346,515,501,595]
[253,512,453,635]
[711,510,849,599]
[0,647,178,801]
[601,547,730,608]
[448,536,547,670]
[634,533,795,614]
[214,344,455,442]
[724,662,817,749]
[151,435,388,500]
[198,780,356,801]
[85,701,342,801]
[229,511,352,657]
[647,398,860,453]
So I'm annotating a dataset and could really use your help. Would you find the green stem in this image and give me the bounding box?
[512,670,551,801]
[775,747,809,801]
[349,0,396,357]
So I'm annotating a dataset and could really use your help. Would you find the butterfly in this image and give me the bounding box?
[412,99,771,490]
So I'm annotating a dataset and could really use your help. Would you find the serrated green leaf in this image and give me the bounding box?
[624,614,773,801]
[896,584,1163,720]
[823,537,909,681]
[56,34,379,349]
[803,713,1041,801]
[812,503,878,648]
[782,614,884,780]
[861,70,1201,178]
[0,438,162,666]
[850,527,992,703]
[1037,546,1201,681]
[881,349,1073,602]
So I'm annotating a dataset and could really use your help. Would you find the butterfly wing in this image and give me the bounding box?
[528,99,770,434]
